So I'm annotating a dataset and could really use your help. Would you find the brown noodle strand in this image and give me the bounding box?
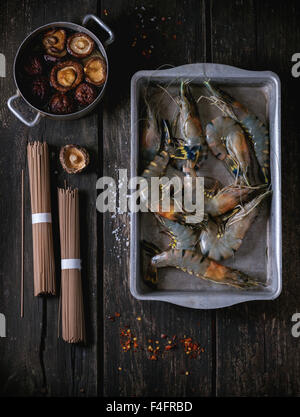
[27,142,56,296]
[58,187,85,344]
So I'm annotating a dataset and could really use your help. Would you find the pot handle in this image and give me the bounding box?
[7,92,42,127]
[82,14,115,47]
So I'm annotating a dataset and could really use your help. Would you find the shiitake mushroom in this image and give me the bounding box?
[30,76,50,104]
[23,55,43,76]
[50,60,83,92]
[59,144,89,174]
[67,32,95,58]
[84,57,106,86]
[74,83,98,106]
[43,28,67,57]
[49,93,74,114]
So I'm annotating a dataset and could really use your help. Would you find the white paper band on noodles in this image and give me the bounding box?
[32,212,52,224]
[61,259,82,270]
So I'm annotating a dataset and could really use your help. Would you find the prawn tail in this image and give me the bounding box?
[224,155,239,179]
[204,260,265,289]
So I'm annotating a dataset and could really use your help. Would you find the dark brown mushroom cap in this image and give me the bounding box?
[59,144,90,174]
[50,60,83,92]
[67,32,95,58]
[24,55,43,76]
[74,83,98,106]
[49,93,74,114]
[43,28,67,57]
[30,76,50,104]
[84,56,106,86]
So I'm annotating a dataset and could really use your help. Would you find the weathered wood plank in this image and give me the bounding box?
[0,0,99,396]
[101,0,214,397]
[211,0,300,396]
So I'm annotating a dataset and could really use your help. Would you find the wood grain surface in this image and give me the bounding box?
[0,0,300,397]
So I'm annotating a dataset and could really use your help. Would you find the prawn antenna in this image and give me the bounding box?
[157,84,180,109]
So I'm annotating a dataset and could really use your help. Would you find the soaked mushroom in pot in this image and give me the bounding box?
[59,144,90,174]
[30,76,50,104]
[67,32,95,58]
[74,83,98,106]
[49,93,74,114]
[84,56,106,86]
[50,60,83,92]
[24,55,43,76]
[43,28,67,57]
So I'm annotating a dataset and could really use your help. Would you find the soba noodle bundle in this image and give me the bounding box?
[58,187,85,343]
[27,141,56,296]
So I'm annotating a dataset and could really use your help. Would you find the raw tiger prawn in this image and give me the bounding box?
[144,216,262,289]
[203,80,270,183]
[140,95,161,167]
[172,81,208,168]
[164,164,255,221]
[200,190,271,261]
[206,116,251,185]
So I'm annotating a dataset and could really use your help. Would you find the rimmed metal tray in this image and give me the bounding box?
[130,63,281,309]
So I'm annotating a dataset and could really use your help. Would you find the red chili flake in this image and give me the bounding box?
[180,336,204,359]
[115,312,121,318]
[120,328,140,352]
[150,355,157,361]
[172,34,177,40]
[165,345,173,351]
[177,20,182,25]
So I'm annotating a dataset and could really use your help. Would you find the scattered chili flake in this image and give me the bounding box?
[172,34,177,40]
[180,336,204,359]
[115,312,121,318]
[165,345,173,351]
[120,328,140,352]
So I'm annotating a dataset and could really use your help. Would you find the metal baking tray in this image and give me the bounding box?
[130,63,281,309]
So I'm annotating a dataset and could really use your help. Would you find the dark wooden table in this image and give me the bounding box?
[0,0,300,397]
